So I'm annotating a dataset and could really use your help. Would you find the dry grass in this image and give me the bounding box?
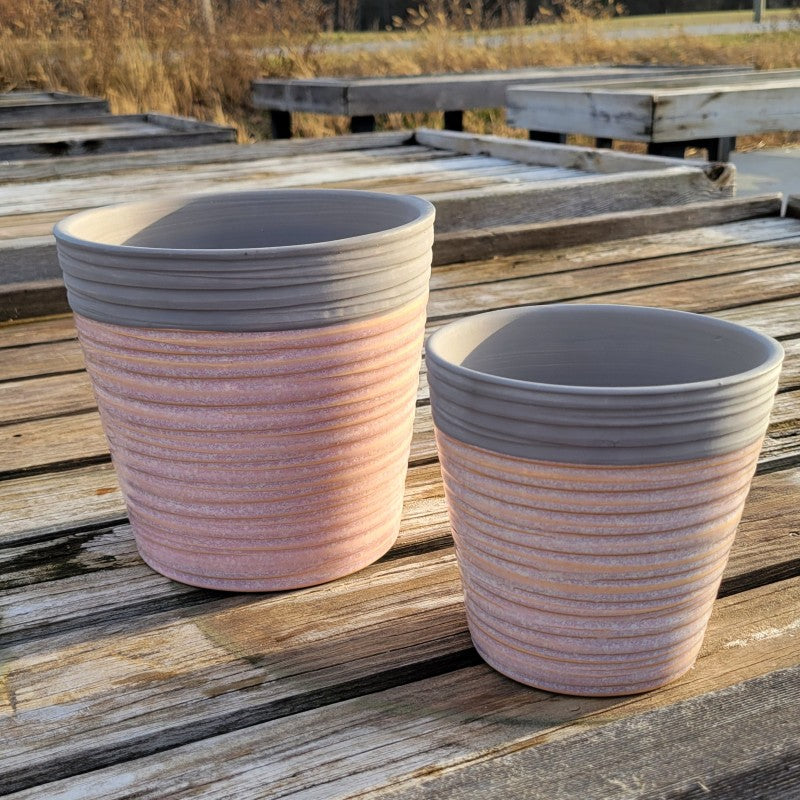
[1,0,799,146]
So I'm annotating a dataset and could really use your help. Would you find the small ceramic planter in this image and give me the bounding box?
[55,190,434,591]
[426,304,783,696]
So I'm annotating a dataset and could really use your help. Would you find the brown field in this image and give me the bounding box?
[1,0,799,148]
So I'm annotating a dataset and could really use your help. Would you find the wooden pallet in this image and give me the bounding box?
[0,91,109,125]
[0,113,236,160]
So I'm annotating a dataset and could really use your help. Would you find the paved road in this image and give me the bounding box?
[319,17,797,55]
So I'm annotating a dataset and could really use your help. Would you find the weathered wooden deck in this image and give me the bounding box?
[1,174,799,797]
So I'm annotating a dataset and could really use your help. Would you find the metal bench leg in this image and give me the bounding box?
[350,115,376,134]
[444,110,464,132]
[528,130,567,144]
[270,110,292,140]
[647,141,687,159]
[595,138,613,149]
[705,137,735,162]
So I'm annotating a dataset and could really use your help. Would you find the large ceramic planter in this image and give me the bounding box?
[55,190,434,591]
[426,304,783,696]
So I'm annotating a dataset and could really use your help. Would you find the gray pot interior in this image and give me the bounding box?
[54,190,435,331]
[427,304,784,465]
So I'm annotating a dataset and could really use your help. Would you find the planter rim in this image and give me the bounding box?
[53,189,434,259]
[426,304,783,397]
[54,189,434,331]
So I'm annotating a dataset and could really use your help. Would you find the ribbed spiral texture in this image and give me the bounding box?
[75,293,427,591]
[426,304,783,465]
[55,190,434,331]
[435,430,764,696]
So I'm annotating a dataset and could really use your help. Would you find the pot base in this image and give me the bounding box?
[136,529,397,592]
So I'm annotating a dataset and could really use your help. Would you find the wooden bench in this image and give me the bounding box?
[252,65,747,139]
[507,68,800,161]
[0,91,109,125]
[3,190,800,797]
[0,113,236,160]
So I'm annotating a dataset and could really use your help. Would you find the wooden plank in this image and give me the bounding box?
[379,666,800,800]
[0,114,236,160]
[715,298,800,339]
[0,91,109,125]
[653,83,800,142]
[430,167,732,231]
[0,315,74,348]
[0,281,70,322]
[415,128,712,174]
[343,67,747,118]
[2,562,798,796]
[0,547,471,792]
[433,214,799,290]
[0,339,84,381]
[0,152,521,217]
[0,211,71,241]
[0,132,415,184]
[0,372,94,424]
[0,462,125,541]
[0,412,109,476]
[427,236,800,319]
[7,596,796,800]
[433,195,784,265]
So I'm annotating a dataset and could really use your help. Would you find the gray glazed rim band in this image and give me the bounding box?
[54,189,435,331]
[426,304,784,466]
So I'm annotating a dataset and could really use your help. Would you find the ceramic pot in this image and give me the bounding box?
[55,190,434,591]
[426,304,783,696]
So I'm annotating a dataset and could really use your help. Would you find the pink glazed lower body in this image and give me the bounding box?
[436,430,763,696]
[75,292,427,591]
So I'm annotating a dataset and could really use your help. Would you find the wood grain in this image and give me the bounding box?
[251,66,744,117]
[506,70,800,142]
[432,195,783,265]
[427,238,800,319]
[378,665,800,800]
[0,132,414,184]
[0,339,84,381]
[4,573,799,798]
[0,114,235,160]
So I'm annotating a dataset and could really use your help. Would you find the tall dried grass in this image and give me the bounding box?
[0,0,799,144]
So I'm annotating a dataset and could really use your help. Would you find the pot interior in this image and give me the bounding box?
[60,191,428,251]
[431,305,779,388]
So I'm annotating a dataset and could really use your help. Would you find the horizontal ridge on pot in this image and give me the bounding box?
[55,190,434,331]
[426,304,783,466]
